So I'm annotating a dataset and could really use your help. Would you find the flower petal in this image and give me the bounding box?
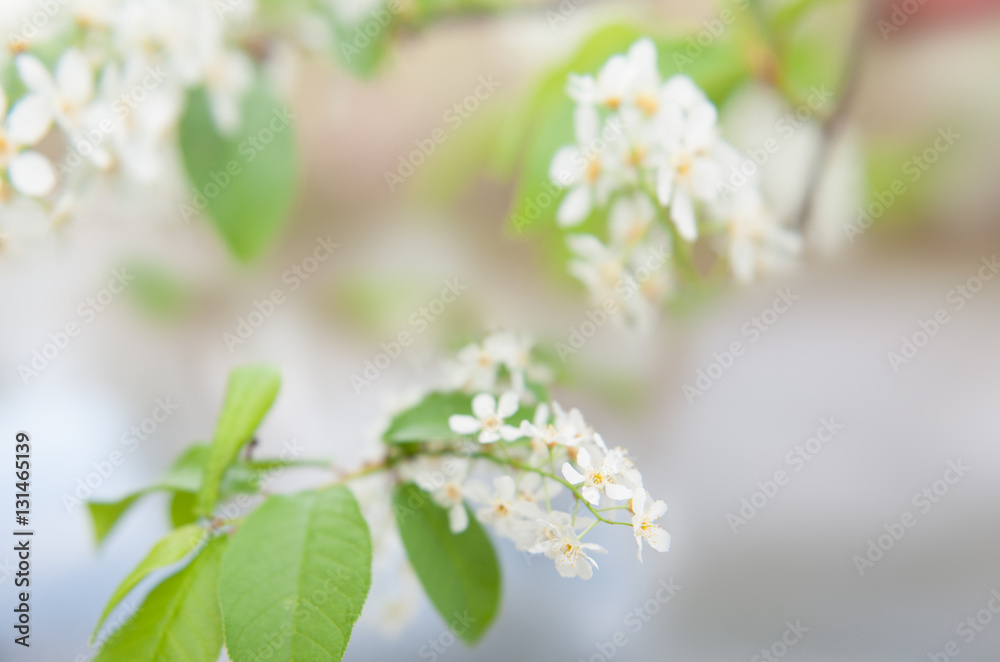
[494,475,516,500]
[561,462,585,485]
[448,414,481,435]
[605,482,634,501]
[471,392,496,420]
[556,185,592,227]
[448,504,469,533]
[9,151,56,197]
[496,391,519,418]
[7,95,53,146]
[670,186,698,241]
[500,425,524,441]
[16,55,54,96]
[56,49,94,107]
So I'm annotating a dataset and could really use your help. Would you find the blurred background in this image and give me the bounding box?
[3,0,1000,660]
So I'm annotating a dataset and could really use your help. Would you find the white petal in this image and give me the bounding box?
[561,462,585,485]
[533,402,550,427]
[575,557,594,580]
[471,393,497,420]
[648,499,668,520]
[9,151,56,197]
[556,185,592,227]
[16,55,54,95]
[448,504,469,533]
[478,429,500,444]
[496,391,519,418]
[7,95,53,146]
[631,488,647,515]
[0,85,7,117]
[500,425,524,441]
[494,475,516,500]
[656,167,674,206]
[645,526,671,552]
[605,483,634,501]
[550,146,582,186]
[581,485,600,505]
[448,415,481,435]
[56,49,93,106]
[576,447,592,469]
[670,186,698,241]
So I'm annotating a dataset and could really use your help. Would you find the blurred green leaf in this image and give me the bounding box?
[94,535,227,662]
[197,364,281,516]
[393,482,500,643]
[87,494,145,546]
[125,262,191,320]
[92,524,206,642]
[178,76,298,262]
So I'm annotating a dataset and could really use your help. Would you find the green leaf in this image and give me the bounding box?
[197,364,281,516]
[393,483,500,643]
[92,524,206,642]
[169,491,200,529]
[178,76,298,261]
[87,494,145,546]
[219,487,372,662]
[95,535,228,662]
[383,391,473,444]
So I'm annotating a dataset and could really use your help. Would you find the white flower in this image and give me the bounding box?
[562,442,635,505]
[567,233,626,297]
[202,48,254,135]
[652,75,729,241]
[609,192,655,248]
[466,475,541,540]
[549,105,624,227]
[715,188,802,283]
[534,513,606,580]
[17,50,95,134]
[0,87,55,198]
[567,38,659,112]
[630,488,670,561]
[521,403,570,460]
[402,457,471,533]
[452,340,501,391]
[551,402,594,447]
[483,331,534,393]
[448,392,524,443]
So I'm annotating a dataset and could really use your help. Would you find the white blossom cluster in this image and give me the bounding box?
[415,332,669,579]
[0,0,266,233]
[550,38,803,311]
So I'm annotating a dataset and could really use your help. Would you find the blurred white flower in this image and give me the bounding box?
[0,87,55,198]
[534,513,606,580]
[549,105,623,226]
